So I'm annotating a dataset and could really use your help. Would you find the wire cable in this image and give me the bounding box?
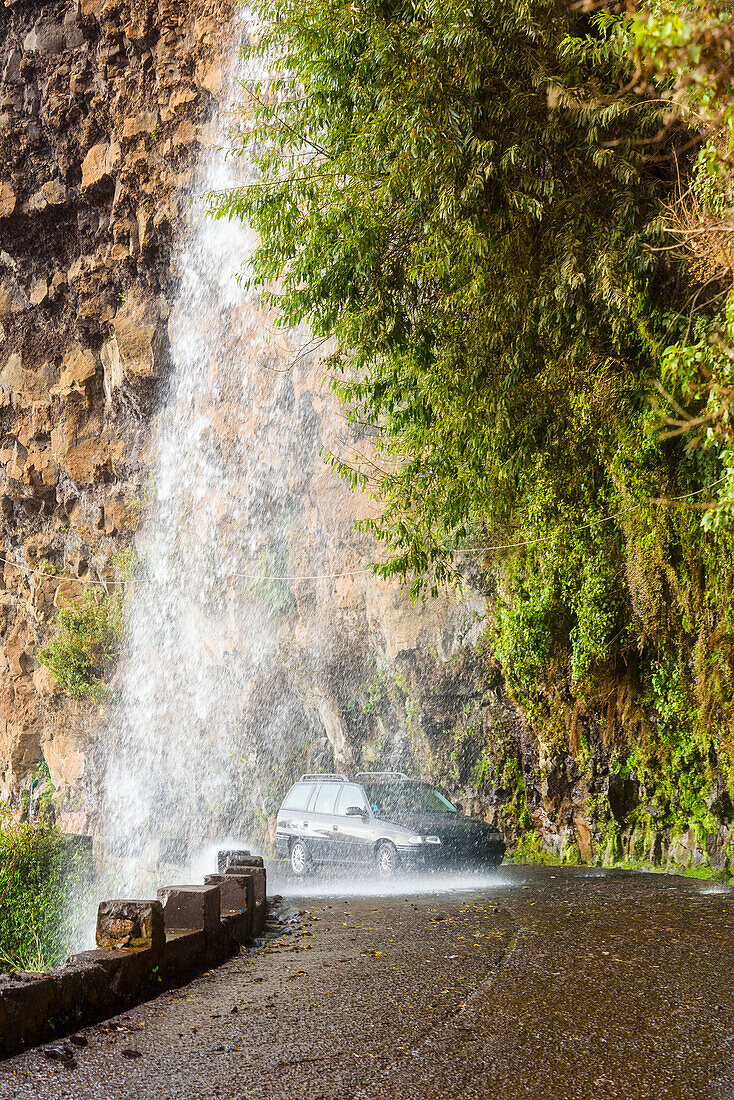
[0,476,727,587]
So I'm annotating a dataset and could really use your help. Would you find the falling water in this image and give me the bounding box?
[95,18,330,894]
[81,10,483,925]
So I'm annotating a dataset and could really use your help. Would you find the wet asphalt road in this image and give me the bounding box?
[1,865,733,1099]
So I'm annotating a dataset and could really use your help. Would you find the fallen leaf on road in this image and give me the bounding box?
[121,1050,142,1059]
[43,1045,77,1067]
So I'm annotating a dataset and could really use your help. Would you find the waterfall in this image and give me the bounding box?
[80,10,479,921]
[95,18,328,893]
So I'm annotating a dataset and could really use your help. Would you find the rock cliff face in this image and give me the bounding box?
[0,0,233,800]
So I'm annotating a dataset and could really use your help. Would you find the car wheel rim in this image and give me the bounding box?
[378,848,393,874]
[292,845,305,873]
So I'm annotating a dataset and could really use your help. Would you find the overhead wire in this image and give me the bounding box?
[0,475,726,587]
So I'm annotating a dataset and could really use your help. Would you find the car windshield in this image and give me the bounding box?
[363,782,458,816]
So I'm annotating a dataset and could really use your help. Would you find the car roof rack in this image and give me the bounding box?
[354,771,411,781]
[299,773,349,782]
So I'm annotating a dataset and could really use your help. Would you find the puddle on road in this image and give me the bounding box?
[271,869,513,899]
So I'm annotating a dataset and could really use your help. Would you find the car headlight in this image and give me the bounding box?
[425,836,441,845]
[408,835,424,845]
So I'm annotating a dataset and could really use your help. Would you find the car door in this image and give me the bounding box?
[308,782,341,860]
[334,783,373,863]
[277,781,316,849]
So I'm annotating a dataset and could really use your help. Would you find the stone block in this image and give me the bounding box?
[161,929,207,985]
[0,974,55,1057]
[225,865,266,902]
[222,867,266,935]
[224,854,264,870]
[204,873,252,917]
[96,899,164,959]
[68,947,157,1003]
[157,884,220,935]
[52,960,110,1021]
[217,847,250,874]
[220,910,251,952]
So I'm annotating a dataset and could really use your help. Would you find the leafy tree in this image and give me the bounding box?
[215,0,734,857]
[214,0,680,594]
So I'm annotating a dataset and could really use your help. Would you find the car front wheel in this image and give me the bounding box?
[290,839,312,877]
[376,841,399,878]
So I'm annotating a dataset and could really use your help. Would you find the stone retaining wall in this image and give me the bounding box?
[0,862,266,1059]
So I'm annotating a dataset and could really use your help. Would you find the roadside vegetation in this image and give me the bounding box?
[214,0,734,866]
[0,792,87,972]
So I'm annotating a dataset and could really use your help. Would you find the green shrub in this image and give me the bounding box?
[0,810,85,971]
[39,592,123,702]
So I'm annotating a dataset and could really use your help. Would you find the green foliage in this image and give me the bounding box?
[214,0,678,599]
[214,0,734,863]
[0,810,84,971]
[39,592,124,702]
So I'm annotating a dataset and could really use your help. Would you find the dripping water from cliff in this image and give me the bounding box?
[91,19,328,900]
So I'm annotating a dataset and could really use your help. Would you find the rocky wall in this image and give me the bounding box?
[0,0,235,801]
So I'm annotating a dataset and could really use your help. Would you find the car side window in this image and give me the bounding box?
[335,784,369,816]
[281,782,314,811]
[312,783,340,815]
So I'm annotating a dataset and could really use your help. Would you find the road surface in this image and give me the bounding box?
[1,865,733,1099]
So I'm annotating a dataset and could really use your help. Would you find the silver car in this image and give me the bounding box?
[275,771,505,877]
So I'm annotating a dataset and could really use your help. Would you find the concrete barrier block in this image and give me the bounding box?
[217,848,250,873]
[204,873,252,917]
[225,854,264,869]
[157,884,221,934]
[52,959,110,1021]
[0,974,55,1057]
[68,946,158,1003]
[162,928,207,985]
[220,910,250,950]
[96,899,165,959]
[222,867,266,934]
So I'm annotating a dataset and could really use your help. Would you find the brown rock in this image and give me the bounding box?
[0,182,16,219]
[112,286,167,381]
[573,815,594,863]
[29,280,49,306]
[173,120,197,147]
[0,277,30,323]
[33,665,59,697]
[51,344,97,398]
[96,900,165,958]
[195,59,223,96]
[23,18,66,56]
[0,354,55,408]
[27,179,67,213]
[122,111,159,139]
[81,142,120,192]
[53,578,87,610]
[4,618,35,677]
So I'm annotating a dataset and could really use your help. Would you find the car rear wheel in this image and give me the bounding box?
[290,839,312,877]
[376,841,399,878]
